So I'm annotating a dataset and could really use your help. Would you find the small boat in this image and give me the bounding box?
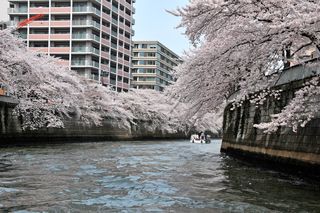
[190,134,211,144]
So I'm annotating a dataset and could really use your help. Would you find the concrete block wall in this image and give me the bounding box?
[222,77,320,166]
[0,97,186,145]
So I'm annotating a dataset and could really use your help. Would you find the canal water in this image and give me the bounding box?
[0,140,319,212]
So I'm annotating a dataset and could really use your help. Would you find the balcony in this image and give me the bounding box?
[51,20,70,27]
[123,60,130,67]
[111,42,117,49]
[117,82,123,88]
[72,20,100,29]
[112,18,118,25]
[73,6,101,16]
[112,5,118,12]
[29,7,49,14]
[118,34,124,41]
[123,48,131,56]
[124,13,131,21]
[29,21,49,27]
[123,72,130,78]
[92,61,99,68]
[72,46,99,55]
[118,46,124,52]
[111,31,117,37]
[110,79,116,85]
[123,0,132,9]
[29,47,49,53]
[29,34,49,40]
[72,33,91,39]
[101,38,110,46]
[71,60,89,66]
[71,60,99,68]
[110,55,117,61]
[50,34,70,40]
[8,7,28,14]
[102,0,112,7]
[7,21,17,27]
[101,25,110,33]
[102,13,111,22]
[51,7,71,13]
[57,59,69,67]
[101,64,109,71]
[124,24,131,33]
[72,34,100,43]
[19,33,27,39]
[50,47,70,54]
[101,51,110,59]
[118,58,124,64]
[123,82,129,89]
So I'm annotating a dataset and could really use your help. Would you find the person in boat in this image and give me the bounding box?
[198,131,202,140]
[200,132,206,140]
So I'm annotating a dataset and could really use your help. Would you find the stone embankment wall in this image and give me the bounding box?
[221,61,320,170]
[0,97,186,145]
[0,96,19,135]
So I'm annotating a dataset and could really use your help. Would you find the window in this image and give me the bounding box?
[124,55,130,61]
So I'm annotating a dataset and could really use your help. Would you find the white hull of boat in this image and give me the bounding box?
[190,134,211,144]
[190,139,210,144]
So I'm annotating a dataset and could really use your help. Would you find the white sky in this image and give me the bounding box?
[0,0,9,21]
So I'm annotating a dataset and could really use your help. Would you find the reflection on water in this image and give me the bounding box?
[0,140,319,212]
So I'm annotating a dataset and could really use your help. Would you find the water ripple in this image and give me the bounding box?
[0,140,319,212]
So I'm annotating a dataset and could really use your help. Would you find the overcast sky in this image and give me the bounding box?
[0,0,190,55]
[0,0,9,21]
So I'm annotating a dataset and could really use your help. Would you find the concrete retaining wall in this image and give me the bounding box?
[0,97,186,145]
[221,63,320,170]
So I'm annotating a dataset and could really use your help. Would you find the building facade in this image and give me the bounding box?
[0,22,8,30]
[132,41,181,92]
[8,0,135,92]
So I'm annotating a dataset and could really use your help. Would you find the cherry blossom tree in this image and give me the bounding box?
[169,0,320,132]
[0,29,190,134]
[1,28,223,135]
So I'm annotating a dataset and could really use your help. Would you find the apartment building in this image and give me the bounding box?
[8,0,135,92]
[0,21,8,30]
[132,41,181,92]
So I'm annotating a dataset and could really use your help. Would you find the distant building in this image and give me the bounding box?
[0,22,7,30]
[132,41,182,91]
[8,0,136,92]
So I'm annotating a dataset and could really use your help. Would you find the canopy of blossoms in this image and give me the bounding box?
[168,0,320,132]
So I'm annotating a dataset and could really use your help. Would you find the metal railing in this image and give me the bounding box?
[72,20,100,29]
[73,6,101,15]
[8,8,28,13]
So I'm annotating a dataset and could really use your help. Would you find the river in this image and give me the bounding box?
[0,139,319,212]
